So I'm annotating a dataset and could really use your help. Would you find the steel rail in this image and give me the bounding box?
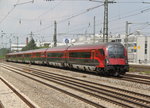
[2,64,150,108]
[1,65,105,108]
[11,63,149,106]
[0,77,39,108]
[31,71,150,107]
[125,74,150,80]
[4,62,150,99]
[115,76,150,85]
[2,65,131,108]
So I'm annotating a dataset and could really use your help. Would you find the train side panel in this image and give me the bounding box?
[6,42,129,76]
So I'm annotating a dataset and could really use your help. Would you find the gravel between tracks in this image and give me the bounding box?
[0,62,150,108]
[25,63,150,95]
[0,77,29,108]
[0,68,96,108]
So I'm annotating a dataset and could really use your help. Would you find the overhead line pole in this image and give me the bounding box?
[93,16,96,44]
[17,36,19,52]
[125,21,129,50]
[103,0,116,43]
[53,21,57,47]
[103,0,108,42]
[9,39,11,52]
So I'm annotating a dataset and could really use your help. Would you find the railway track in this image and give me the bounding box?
[126,73,150,80]
[117,74,150,85]
[5,61,150,85]
[1,63,105,108]
[1,63,150,108]
[3,62,150,86]
[0,76,39,108]
[3,61,150,84]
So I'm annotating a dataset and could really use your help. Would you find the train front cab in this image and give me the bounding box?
[104,44,129,76]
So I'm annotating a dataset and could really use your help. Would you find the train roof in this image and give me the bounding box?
[31,48,48,53]
[68,42,123,51]
[6,48,48,55]
[46,46,69,52]
[6,42,123,55]
[46,42,123,52]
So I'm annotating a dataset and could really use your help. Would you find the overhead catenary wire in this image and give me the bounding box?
[14,0,34,7]
[109,5,150,20]
[19,0,149,21]
[2,0,150,44]
[36,0,64,19]
[110,8,150,23]
[34,4,104,33]
[0,0,34,25]
[34,1,150,34]
[59,4,103,24]
[86,5,150,35]
[132,23,150,31]
[0,6,16,25]
[6,0,149,33]
[58,6,148,34]
[46,0,150,4]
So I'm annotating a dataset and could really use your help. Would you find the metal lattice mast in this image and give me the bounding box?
[93,16,96,44]
[103,0,116,43]
[103,0,108,42]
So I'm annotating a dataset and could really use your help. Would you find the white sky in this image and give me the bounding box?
[0,0,150,47]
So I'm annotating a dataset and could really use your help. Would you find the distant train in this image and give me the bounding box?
[6,42,129,76]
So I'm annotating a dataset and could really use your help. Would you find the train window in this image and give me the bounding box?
[69,52,77,58]
[47,52,63,57]
[41,53,45,57]
[108,46,124,58]
[17,55,22,57]
[99,49,105,56]
[36,53,41,57]
[24,54,31,57]
[69,52,91,58]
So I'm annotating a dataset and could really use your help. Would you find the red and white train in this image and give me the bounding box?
[6,42,129,76]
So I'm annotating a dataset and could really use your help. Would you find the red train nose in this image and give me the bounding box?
[108,58,126,65]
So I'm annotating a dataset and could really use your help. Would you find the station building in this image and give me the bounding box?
[136,36,150,64]
[11,44,26,52]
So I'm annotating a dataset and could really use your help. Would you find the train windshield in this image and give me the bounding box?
[108,45,124,58]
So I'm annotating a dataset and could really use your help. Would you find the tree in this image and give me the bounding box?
[0,48,9,58]
[22,38,38,51]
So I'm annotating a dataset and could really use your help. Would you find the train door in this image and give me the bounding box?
[64,50,68,63]
[41,52,46,64]
[64,46,71,67]
[91,50,96,65]
[62,50,69,68]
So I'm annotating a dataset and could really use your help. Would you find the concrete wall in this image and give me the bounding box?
[136,36,150,63]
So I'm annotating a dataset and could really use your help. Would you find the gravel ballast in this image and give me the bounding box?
[0,62,150,108]
[0,77,29,108]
